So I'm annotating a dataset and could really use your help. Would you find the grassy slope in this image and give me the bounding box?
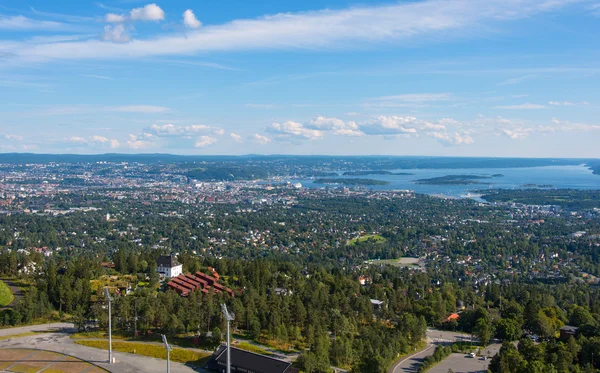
[74,340,210,366]
[0,280,14,307]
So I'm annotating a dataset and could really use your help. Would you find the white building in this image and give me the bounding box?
[156,255,182,278]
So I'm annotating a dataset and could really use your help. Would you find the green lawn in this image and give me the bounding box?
[349,234,387,246]
[0,280,14,307]
[74,340,211,366]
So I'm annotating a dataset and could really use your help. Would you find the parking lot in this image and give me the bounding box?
[427,344,501,373]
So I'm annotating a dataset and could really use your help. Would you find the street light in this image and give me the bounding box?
[103,287,113,364]
[220,304,235,373]
[162,334,173,373]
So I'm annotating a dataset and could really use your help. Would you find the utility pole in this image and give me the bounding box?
[134,298,137,338]
[162,334,173,373]
[221,304,235,373]
[103,287,113,364]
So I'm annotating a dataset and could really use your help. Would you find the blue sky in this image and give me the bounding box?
[1,0,599,157]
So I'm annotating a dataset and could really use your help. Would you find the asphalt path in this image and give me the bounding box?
[0,323,208,373]
[390,329,482,373]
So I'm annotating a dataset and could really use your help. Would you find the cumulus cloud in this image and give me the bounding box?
[105,13,126,23]
[102,24,131,43]
[266,121,324,141]
[501,128,530,140]
[428,132,474,146]
[66,135,120,148]
[183,9,202,29]
[130,3,165,22]
[306,116,363,136]
[145,123,222,137]
[195,136,216,148]
[230,133,242,142]
[252,134,271,145]
[361,116,446,135]
[126,134,155,149]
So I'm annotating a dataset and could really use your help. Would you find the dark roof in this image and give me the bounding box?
[211,346,292,373]
[157,255,181,268]
[560,326,579,332]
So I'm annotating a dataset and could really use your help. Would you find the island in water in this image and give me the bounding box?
[415,174,493,185]
[313,178,390,186]
[343,170,415,176]
[521,184,554,188]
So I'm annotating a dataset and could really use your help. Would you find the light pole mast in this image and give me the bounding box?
[103,287,113,364]
[162,334,173,373]
[221,304,235,373]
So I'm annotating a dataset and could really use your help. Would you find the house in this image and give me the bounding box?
[207,346,299,373]
[560,326,579,340]
[370,299,385,310]
[156,255,183,278]
[443,313,460,323]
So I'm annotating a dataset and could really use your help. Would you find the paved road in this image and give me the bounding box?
[0,323,207,373]
[390,329,478,373]
[428,344,501,373]
[0,279,23,309]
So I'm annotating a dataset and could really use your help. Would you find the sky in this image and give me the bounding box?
[0,0,599,157]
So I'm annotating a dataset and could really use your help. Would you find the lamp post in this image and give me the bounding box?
[220,304,235,373]
[103,287,113,364]
[162,334,173,373]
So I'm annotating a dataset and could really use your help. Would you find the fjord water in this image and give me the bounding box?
[300,165,600,198]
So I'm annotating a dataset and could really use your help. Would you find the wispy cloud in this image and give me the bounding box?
[3,0,587,63]
[81,74,114,80]
[0,15,63,31]
[495,103,547,110]
[498,75,538,86]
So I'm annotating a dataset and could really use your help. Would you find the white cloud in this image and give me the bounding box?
[498,75,537,86]
[361,116,445,135]
[195,136,216,148]
[230,133,242,142]
[130,3,165,22]
[0,15,63,31]
[145,123,221,137]
[5,0,585,63]
[266,121,324,141]
[102,24,131,43]
[428,132,474,146]
[252,134,271,145]
[126,134,155,149]
[3,134,24,141]
[183,9,202,29]
[66,135,120,148]
[495,103,547,110]
[548,101,589,106]
[501,128,530,140]
[306,116,363,136]
[106,13,126,23]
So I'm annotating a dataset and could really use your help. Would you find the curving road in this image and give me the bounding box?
[390,329,480,373]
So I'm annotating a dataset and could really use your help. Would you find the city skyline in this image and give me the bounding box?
[1,0,600,157]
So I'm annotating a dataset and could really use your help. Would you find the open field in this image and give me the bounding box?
[366,257,423,268]
[349,234,387,246]
[0,348,107,373]
[0,280,14,307]
[74,340,211,367]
